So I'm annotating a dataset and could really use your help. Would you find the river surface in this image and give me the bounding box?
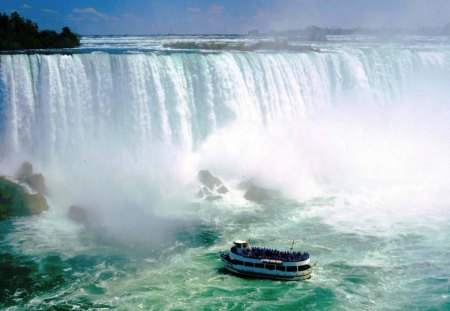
[0,35,450,310]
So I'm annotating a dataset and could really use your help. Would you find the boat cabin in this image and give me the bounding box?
[233,240,251,255]
[221,240,313,281]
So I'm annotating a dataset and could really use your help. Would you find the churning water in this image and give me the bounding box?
[0,36,449,310]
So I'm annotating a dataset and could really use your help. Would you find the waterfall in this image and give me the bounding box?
[0,48,449,169]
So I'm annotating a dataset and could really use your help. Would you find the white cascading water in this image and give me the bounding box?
[0,47,450,226]
[1,49,447,159]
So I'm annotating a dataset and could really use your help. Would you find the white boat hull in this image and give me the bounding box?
[221,255,312,281]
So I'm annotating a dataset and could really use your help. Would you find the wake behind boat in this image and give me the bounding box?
[220,240,312,281]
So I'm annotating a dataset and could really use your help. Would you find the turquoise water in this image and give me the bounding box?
[1,36,450,310]
[1,198,449,310]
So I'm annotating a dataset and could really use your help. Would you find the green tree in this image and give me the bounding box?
[0,12,80,50]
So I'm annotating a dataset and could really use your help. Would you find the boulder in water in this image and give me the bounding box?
[243,182,272,203]
[217,185,228,194]
[68,205,90,224]
[198,170,223,189]
[197,170,229,201]
[0,176,49,221]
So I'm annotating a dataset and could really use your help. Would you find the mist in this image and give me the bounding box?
[248,0,450,33]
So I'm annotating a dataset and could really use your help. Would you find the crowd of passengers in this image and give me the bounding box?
[231,246,309,262]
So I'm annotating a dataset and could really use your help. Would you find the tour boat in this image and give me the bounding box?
[220,240,312,281]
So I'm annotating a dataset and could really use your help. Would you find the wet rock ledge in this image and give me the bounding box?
[0,162,49,221]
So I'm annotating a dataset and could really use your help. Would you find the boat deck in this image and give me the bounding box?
[231,246,309,262]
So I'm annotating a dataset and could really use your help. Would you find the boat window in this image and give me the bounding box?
[244,262,254,267]
[255,263,264,268]
[286,266,297,272]
[276,266,285,272]
[234,260,244,266]
[298,265,311,271]
[265,264,275,270]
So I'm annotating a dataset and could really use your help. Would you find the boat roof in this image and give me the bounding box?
[234,240,247,245]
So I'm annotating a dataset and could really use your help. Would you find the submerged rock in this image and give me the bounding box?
[0,176,49,221]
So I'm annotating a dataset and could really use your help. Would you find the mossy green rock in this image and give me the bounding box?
[0,176,48,221]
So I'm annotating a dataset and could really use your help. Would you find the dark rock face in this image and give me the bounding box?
[16,161,48,195]
[243,183,272,203]
[197,170,228,200]
[198,170,223,189]
[217,185,228,194]
[0,176,49,221]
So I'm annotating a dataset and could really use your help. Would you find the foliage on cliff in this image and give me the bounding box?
[0,12,80,50]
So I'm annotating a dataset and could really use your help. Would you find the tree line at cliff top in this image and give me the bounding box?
[0,12,80,50]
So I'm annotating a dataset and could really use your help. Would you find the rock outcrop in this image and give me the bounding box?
[195,171,279,203]
[67,205,101,228]
[198,170,223,189]
[0,176,48,221]
[16,161,48,195]
[244,184,272,203]
[243,181,274,203]
[217,185,228,194]
[197,170,228,200]
[68,205,90,224]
